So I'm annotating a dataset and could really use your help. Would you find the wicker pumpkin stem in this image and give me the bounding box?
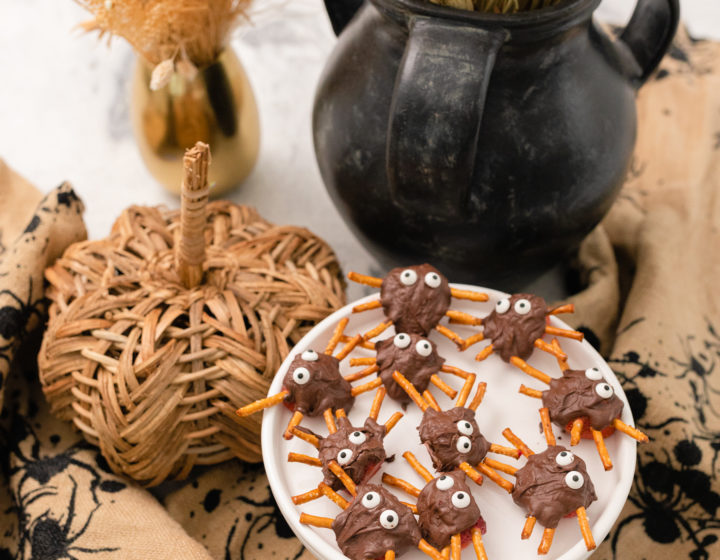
[177,141,211,288]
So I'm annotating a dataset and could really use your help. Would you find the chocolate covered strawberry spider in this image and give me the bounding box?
[391,370,520,492]
[298,462,445,560]
[347,264,489,349]
[236,318,362,439]
[382,453,489,559]
[343,331,477,405]
[462,293,582,362]
[515,338,649,470]
[497,411,597,555]
[288,385,404,503]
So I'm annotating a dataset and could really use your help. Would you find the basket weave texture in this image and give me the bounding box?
[38,201,345,486]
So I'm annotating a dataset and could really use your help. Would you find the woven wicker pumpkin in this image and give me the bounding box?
[38,143,345,485]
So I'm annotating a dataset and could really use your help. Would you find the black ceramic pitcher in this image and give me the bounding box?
[314,0,679,288]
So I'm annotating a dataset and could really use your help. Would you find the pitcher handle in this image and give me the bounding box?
[387,17,506,219]
[619,0,680,86]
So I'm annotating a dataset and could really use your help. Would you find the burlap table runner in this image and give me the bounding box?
[0,31,717,560]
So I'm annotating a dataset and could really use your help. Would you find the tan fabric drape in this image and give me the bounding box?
[0,30,717,560]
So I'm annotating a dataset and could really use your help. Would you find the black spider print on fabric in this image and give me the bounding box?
[0,277,44,373]
[611,445,720,560]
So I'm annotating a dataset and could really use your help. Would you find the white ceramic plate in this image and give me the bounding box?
[262,284,636,560]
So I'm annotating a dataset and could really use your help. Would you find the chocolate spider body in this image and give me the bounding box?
[283,351,353,416]
[512,445,597,529]
[542,368,624,430]
[318,417,388,491]
[376,333,445,401]
[417,471,483,549]
[418,407,490,471]
[332,484,421,560]
[380,264,451,335]
[482,293,547,361]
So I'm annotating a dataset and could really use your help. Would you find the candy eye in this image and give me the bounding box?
[565,471,585,489]
[456,436,472,454]
[556,451,574,466]
[424,272,442,288]
[393,333,411,349]
[436,475,454,491]
[361,492,381,509]
[585,367,603,381]
[415,340,433,357]
[451,491,471,509]
[301,349,319,362]
[595,383,614,399]
[400,269,418,286]
[292,367,310,385]
[514,299,532,315]
[349,431,366,445]
[337,449,353,465]
[495,298,511,314]
[379,509,399,529]
[457,420,474,436]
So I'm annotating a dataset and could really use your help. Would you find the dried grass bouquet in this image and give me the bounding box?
[76,0,252,89]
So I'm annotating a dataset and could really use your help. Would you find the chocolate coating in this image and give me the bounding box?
[380,264,451,335]
[282,352,353,416]
[542,369,624,430]
[333,484,421,560]
[376,333,445,401]
[417,471,482,549]
[512,445,597,528]
[482,293,548,362]
[319,417,387,491]
[418,407,490,471]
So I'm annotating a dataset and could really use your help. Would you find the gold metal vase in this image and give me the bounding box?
[131,49,260,196]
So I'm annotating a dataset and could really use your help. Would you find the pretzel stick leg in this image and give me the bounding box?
[570,418,584,446]
[435,324,466,349]
[423,390,441,411]
[539,407,556,446]
[335,334,362,361]
[325,318,349,355]
[592,428,613,471]
[577,506,596,550]
[342,334,375,350]
[236,390,289,416]
[369,386,387,420]
[284,410,304,440]
[328,461,357,496]
[446,310,483,326]
[521,516,536,539]
[451,534,461,560]
[440,364,471,379]
[363,320,392,341]
[488,443,520,459]
[347,271,383,288]
[318,482,349,509]
[353,299,382,313]
[450,288,489,302]
[471,526,488,560]
[345,364,379,382]
[548,303,574,315]
[475,344,494,361]
[292,488,322,505]
[403,451,434,482]
[324,408,337,434]
[385,550,395,560]
[382,472,421,497]
[392,371,429,411]
[455,373,476,408]
[467,381,487,411]
[613,418,650,442]
[299,513,334,529]
[483,457,518,476]
[418,539,444,560]
[477,462,514,492]
[384,411,404,433]
[335,408,347,420]
[463,333,485,351]
[350,357,376,366]
[291,428,319,448]
[550,338,570,371]
[502,428,535,456]
[459,461,484,485]
[351,377,383,397]
[509,356,552,384]
[400,501,419,514]
[545,325,584,341]
[519,384,543,399]
[538,527,555,555]
[288,452,322,467]
[430,374,458,399]
[534,338,567,360]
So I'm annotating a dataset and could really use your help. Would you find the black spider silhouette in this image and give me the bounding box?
[0,278,44,341]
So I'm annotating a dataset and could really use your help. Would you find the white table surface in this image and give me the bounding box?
[0,0,717,302]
